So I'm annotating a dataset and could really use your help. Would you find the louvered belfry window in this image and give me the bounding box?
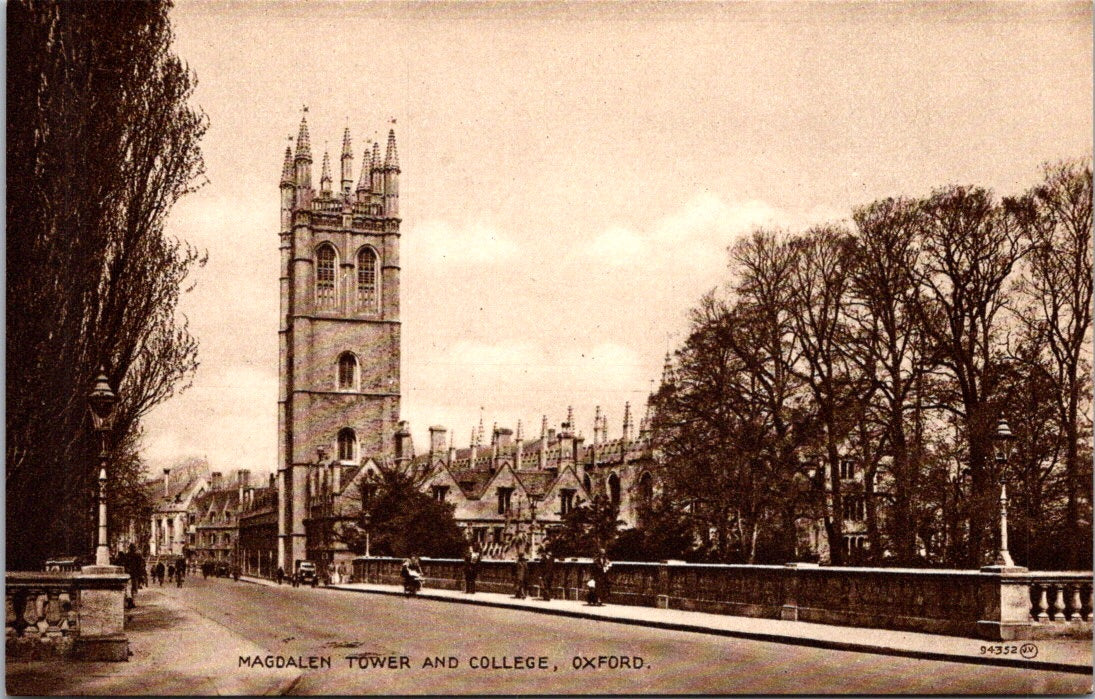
[316,245,337,309]
[357,247,378,312]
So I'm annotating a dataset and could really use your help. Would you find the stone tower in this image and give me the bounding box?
[277,113,401,569]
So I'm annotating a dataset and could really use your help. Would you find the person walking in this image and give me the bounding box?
[275,566,285,585]
[590,549,612,606]
[513,552,529,599]
[124,544,144,606]
[154,561,165,586]
[463,545,481,594]
[175,560,185,587]
[538,546,556,601]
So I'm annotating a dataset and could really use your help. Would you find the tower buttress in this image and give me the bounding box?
[383,129,400,218]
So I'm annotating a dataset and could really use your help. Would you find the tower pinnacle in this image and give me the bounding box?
[384,129,399,170]
[340,128,354,194]
[294,115,311,161]
[320,150,332,194]
[280,145,294,186]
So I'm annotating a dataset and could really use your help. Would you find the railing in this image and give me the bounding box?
[350,556,1092,640]
[1028,573,1092,632]
[6,573,81,659]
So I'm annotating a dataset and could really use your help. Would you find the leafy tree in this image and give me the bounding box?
[551,494,623,558]
[7,0,207,568]
[611,498,695,562]
[339,466,466,559]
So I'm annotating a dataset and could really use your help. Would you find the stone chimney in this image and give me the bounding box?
[163,468,171,499]
[429,426,448,459]
[211,471,223,491]
[495,427,514,449]
[395,420,414,464]
[237,469,251,502]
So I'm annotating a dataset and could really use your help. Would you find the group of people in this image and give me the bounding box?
[149,559,186,587]
[462,543,613,606]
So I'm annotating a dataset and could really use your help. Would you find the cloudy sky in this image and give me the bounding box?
[143,1,1091,476]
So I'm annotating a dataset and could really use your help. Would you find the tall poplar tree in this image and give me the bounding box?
[7,0,207,568]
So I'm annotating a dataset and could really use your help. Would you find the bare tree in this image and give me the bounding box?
[908,186,1028,566]
[1013,160,1093,568]
[786,225,861,564]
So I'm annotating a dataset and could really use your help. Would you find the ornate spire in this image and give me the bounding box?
[280,145,294,186]
[372,140,381,170]
[622,401,633,442]
[340,128,354,193]
[385,129,399,170]
[320,150,332,190]
[294,113,311,161]
[593,405,604,444]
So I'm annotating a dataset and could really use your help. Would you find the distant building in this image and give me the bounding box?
[146,458,210,558]
[189,470,252,568]
[238,476,278,578]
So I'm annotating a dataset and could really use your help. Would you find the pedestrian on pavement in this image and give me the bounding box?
[154,561,165,586]
[513,551,529,599]
[463,545,481,594]
[124,544,144,605]
[538,545,556,601]
[589,548,612,606]
[233,565,240,583]
[275,566,284,585]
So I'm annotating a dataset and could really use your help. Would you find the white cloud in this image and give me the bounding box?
[406,219,520,264]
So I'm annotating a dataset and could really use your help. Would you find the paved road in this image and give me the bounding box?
[157,577,1089,695]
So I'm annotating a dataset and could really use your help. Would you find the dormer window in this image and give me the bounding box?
[497,487,513,515]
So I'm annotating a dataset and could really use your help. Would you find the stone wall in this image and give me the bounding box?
[351,557,1092,640]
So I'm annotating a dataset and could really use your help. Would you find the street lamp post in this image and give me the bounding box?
[362,512,371,558]
[992,418,1016,568]
[88,369,117,567]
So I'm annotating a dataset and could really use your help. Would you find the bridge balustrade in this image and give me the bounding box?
[350,556,1092,640]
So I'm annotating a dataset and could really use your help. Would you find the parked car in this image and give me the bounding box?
[295,560,317,586]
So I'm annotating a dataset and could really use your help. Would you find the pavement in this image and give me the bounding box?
[6,585,300,696]
[241,576,1093,675]
[6,574,1090,696]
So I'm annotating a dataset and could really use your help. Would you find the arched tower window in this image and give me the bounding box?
[316,245,337,310]
[608,473,621,508]
[337,353,358,390]
[357,247,378,313]
[582,473,592,495]
[337,428,357,462]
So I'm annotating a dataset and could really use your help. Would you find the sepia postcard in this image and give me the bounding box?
[6,0,1093,695]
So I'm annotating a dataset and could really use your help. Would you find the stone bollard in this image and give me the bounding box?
[976,564,1032,640]
[74,565,130,661]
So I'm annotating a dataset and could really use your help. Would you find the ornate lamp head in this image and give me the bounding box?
[87,368,116,432]
[994,418,1015,462]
